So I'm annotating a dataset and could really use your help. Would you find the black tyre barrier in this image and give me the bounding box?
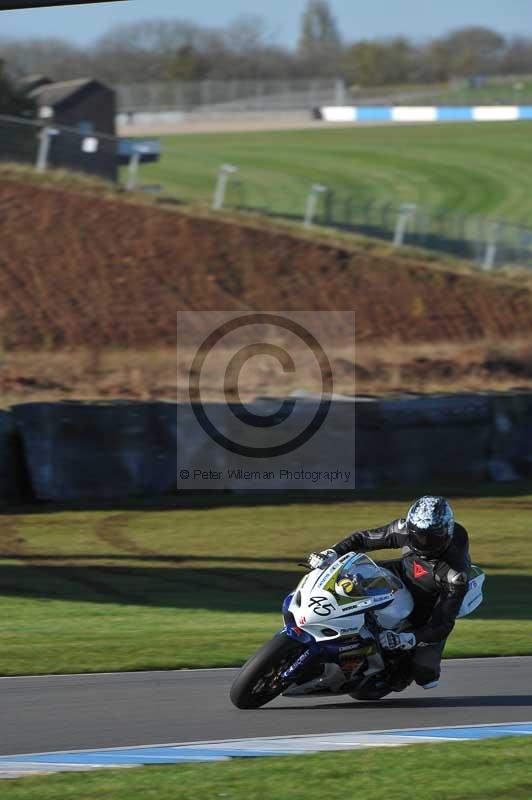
[13,401,177,500]
[355,394,493,487]
[490,394,532,481]
[3,393,532,501]
[0,409,27,502]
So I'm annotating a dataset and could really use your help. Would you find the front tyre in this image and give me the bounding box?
[230,632,305,709]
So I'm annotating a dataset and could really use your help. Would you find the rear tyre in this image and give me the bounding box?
[350,674,393,701]
[230,633,305,709]
[350,668,413,700]
[350,685,392,701]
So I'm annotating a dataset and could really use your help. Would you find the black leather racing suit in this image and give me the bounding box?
[331,518,471,685]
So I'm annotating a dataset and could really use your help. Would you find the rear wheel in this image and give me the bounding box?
[350,684,392,701]
[230,633,306,709]
[350,665,411,700]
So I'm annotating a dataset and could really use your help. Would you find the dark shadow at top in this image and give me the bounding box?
[0,565,527,620]
[0,553,297,565]
[2,479,532,516]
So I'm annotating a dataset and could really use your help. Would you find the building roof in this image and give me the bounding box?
[18,74,52,93]
[30,78,105,108]
[19,74,51,86]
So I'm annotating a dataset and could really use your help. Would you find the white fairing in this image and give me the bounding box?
[374,582,414,629]
[457,570,485,618]
[288,553,414,642]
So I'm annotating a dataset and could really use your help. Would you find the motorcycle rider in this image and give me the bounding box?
[307,496,471,690]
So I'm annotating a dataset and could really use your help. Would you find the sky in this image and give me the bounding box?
[0,0,530,46]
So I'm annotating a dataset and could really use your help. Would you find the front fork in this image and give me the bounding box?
[280,624,320,682]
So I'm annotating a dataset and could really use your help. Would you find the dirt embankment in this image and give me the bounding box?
[0,179,531,401]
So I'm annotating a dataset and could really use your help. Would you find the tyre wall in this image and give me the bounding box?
[0,409,27,502]
[2,393,530,500]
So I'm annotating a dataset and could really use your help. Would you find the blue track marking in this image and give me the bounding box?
[390,723,532,740]
[1,747,287,765]
[2,722,532,776]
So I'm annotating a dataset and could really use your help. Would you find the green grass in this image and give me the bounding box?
[3,738,532,799]
[413,77,532,106]
[354,76,532,106]
[141,121,532,225]
[1,486,531,675]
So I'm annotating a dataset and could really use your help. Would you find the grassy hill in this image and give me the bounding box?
[1,174,532,402]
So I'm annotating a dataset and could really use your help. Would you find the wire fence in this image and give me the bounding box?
[204,162,532,270]
[2,112,532,271]
[116,78,346,114]
[115,76,532,115]
[307,192,532,269]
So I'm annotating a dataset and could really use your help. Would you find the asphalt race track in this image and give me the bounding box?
[1,657,531,757]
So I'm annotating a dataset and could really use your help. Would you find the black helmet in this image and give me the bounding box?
[406,496,454,558]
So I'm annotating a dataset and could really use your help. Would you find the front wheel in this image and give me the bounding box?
[230,632,305,709]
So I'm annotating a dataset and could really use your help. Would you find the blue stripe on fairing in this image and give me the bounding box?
[436,107,473,121]
[519,106,532,119]
[392,723,532,740]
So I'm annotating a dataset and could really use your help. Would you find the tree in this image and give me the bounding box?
[0,59,35,116]
[424,27,505,81]
[224,14,273,56]
[500,36,532,76]
[0,38,90,82]
[343,37,418,87]
[298,0,341,73]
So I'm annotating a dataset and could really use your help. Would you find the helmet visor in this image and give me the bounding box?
[408,524,450,557]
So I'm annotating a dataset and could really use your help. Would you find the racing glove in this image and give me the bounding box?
[307,549,337,570]
[379,631,416,651]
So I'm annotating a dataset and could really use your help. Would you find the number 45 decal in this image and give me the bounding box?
[309,596,335,616]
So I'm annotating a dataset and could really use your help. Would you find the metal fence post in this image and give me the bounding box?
[304,184,328,228]
[212,164,238,210]
[393,203,418,247]
[35,126,57,174]
[125,149,142,191]
[483,221,500,270]
[334,78,346,106]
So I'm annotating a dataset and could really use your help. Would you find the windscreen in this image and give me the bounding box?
[336,554,401,598]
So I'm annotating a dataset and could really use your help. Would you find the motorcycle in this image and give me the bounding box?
[230,552,485,709]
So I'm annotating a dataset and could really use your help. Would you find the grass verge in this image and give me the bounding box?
[3,738,532,799]
[0,487,531,675]
[142,121,532,224]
